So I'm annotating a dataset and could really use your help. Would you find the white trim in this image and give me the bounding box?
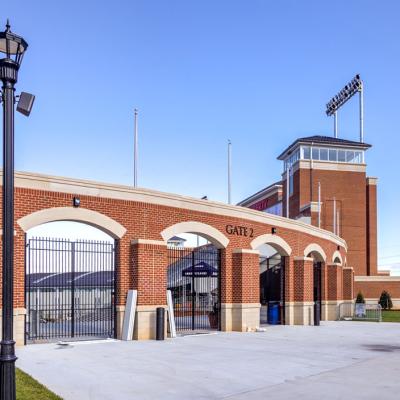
[250,234,292,256]
[303,243,327,262]
[366,177,378,185]
[131,239,167,246]
[327,263,343,268]
[232,249,260,255]
[17,207,127,238]
[294,256,314,262]
[10,170,347,249]
[160,221,229,249]
[332,250,343,265]
[355,276,400,282]
[288,160,366,174]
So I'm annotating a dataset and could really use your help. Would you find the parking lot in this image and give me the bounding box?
[17,322,400,400]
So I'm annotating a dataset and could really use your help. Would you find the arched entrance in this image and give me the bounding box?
[251,234,292,325]
[161,222,228,333]
[304,244,327,323]
[18,208,127,342]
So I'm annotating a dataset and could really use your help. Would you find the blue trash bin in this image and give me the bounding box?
[267,302,280,325]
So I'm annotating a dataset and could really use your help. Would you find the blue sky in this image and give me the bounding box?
[2,1,400,272]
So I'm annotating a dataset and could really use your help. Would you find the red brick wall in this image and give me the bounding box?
[327,264,343,301]
[343,268,354,301]
[355,280,400,300]
[366,181,378,276]
[232,252,259,303]
[293,259,314,302]
[132,243,168,306]
[282,167,368,276]
[0,185,347,308]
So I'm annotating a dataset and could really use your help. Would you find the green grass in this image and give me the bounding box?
[382,310,400,323]
[16,368,62,400]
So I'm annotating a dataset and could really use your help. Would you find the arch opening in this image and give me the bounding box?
[18,207,127,239]
[305,244,326,323]
[161,221,229,249]
[304,243,327,262]
[253,236,290,326]
[164,229,221,333]
[332,250,343,265]
[25,219,117,342]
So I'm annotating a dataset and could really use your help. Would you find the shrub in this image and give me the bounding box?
[356,291,365,304]
[379,290,393,310]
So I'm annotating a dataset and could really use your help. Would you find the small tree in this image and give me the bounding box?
[379,290,393,310]
[356,291,365,304]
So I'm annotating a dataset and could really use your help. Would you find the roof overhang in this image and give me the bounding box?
[277,137,372,160]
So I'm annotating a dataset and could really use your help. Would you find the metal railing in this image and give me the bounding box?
[26,237,116,342]
[167,245,220,333]
[338,302,382,322]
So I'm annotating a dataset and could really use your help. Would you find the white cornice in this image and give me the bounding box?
[355,276,400,282]
[7,170,347,249]
[298,160,366,173]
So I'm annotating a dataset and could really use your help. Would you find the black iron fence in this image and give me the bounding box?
[167,245,220,332]
[25,237,116,342]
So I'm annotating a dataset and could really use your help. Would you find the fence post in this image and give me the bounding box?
[71,241,75,338]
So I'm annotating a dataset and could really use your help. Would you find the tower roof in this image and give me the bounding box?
[277,135,371,160]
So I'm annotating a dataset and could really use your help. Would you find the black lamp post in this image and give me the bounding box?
[0,21,28,400]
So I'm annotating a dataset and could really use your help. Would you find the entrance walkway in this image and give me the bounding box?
[17,322,400,399]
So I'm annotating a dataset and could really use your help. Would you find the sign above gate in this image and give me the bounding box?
[225,224,254,238]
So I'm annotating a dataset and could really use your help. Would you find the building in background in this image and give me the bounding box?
[239,135,400,307]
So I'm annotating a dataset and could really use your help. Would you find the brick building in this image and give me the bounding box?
[239,135,400,307]
[1,170,350,345]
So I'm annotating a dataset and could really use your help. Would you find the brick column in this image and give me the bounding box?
[130,239,168,340]
[284,256,295,325]
[221,249,260,332]
[343,266,354,302]
[219,248,231,331]
[323,263,343,320]
[366,178,378,276]
[292,256,314,325]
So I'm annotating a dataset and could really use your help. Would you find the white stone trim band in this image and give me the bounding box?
[17,207,127,238]
[232,249,260,255]
[10,170,347,249]
[131,239,167,246]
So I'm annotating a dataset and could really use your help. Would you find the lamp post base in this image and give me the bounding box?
[0,340,17,400]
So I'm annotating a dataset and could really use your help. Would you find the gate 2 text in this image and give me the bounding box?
[225,224,254,238]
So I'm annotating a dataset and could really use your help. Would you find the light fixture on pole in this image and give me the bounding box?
[325,74,363,142]
[0,20,32,400]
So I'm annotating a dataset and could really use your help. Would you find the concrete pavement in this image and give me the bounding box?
[17,322,400,399]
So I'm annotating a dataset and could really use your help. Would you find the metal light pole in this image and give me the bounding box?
[133,108,138,187]
[359,83,364,143]
[0,21,29,400]
[227,139,232,204]
[333,110,338,138]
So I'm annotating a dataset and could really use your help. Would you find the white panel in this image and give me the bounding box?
[122,290,137,341]
[167,290,176,338]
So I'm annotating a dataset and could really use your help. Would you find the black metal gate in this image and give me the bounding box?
[314,261,322,320]
[167,245,220,333]
[259,254,286,325]
[25,237,116,342]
